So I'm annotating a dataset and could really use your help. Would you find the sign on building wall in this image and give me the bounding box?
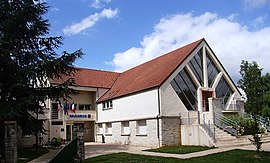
[68,113,91,119]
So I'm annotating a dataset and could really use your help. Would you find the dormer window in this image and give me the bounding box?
[102,100,113,110]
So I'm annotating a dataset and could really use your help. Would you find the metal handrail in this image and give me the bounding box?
[201,113,216,143]
[244,113,270,131]
[214,112,238,136]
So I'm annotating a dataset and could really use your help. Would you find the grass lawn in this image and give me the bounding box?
[84,150,270,163]
[145,145,214,154]
[17,147,49,163]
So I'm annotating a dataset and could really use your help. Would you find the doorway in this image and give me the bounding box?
[84,121,95,142]
[202,91,213,112]
[66,125,72,141]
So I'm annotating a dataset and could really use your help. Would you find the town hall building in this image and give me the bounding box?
[43,38,243,148]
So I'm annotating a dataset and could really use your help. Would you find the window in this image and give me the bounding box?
[98,124,103,134]
[170,68,198,110]
[121,121,130,135]
[51,103,59,119]
[78,104,92,110]
[63,102,77,110]
[137,120,147,135]
[215,76,233,105]
[188,49,203,85]
[105,123,112,135]
[102,100,113,109]
[206,52,220,87]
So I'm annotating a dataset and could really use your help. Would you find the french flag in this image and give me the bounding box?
[71,102,76,113]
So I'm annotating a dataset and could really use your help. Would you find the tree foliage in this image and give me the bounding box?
[0,0,83,135]
[238,60,265,152]
[238,60,264,115]
[262,73,270,118]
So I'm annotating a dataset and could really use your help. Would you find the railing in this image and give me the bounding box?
[222,100,243,111]
[179,111,199,125]
[201,113,216,143]
[47,138,77,163]
[244,113,270,132]
[214,112,238,136]
[226,103,241,111]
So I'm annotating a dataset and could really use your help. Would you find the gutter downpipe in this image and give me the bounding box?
[157,87,161,148]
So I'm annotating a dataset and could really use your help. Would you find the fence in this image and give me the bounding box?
[47,138,78,163]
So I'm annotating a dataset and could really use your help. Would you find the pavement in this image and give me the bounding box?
[85,142,270,159]
[28,148,61,163]
[29,142,270,162]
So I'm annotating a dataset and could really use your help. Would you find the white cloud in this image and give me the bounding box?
[91,0,112,9]
[63,8,118,36]
[244,0,270,9]
[108,12,270,82]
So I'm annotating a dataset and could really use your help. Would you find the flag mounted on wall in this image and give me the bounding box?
[64,101,69,115]
[71,101,76,113]
[57,101,62,112]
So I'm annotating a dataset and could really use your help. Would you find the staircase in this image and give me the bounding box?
[180,111,270,148]
[215,127,251,148]
[215,127,270,148]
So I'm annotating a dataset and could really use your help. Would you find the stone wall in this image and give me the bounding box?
[160,117,181,146]
[4,121,17,163]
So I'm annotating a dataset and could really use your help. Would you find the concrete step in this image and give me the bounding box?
[216,136,251,147]
[215,133,233,136]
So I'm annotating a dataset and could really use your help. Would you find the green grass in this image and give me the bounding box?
[83,152,180,163]
[17,147,49,163]
[84,150,270,163]
[145,145,214,154]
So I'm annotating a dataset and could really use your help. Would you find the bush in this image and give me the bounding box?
[226,115,256,135]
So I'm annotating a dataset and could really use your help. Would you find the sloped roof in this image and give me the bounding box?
[50,68,120,89]
[98,38,204,102]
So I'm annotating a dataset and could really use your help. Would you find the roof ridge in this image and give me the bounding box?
[75,67,121,74]
[121,38,204,74]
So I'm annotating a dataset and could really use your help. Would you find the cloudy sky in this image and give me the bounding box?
[46,0,270,82]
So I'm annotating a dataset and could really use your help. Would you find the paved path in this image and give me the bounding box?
[30,142,270,162]
[28,148,60,163]
[85,142,270,160]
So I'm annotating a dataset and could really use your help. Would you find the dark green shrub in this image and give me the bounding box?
[225,115,255,135]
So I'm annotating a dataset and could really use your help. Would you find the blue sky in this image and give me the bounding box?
[45,0,270,82]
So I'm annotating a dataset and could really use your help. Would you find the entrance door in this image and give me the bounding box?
[66,125,72,141]
[84,121,95,142]
[202,91,213,112]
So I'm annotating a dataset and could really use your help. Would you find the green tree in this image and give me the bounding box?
[262,73,270,118]
[0,0,83,152]
[238,60,264,152]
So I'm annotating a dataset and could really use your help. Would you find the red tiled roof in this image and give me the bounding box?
[50,68,120,89]
[98,38,204,102]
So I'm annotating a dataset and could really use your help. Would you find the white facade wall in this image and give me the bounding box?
[97,89,159,122]
[160,84,187,116]
[96,119,159,147]
[96,89,160,147]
